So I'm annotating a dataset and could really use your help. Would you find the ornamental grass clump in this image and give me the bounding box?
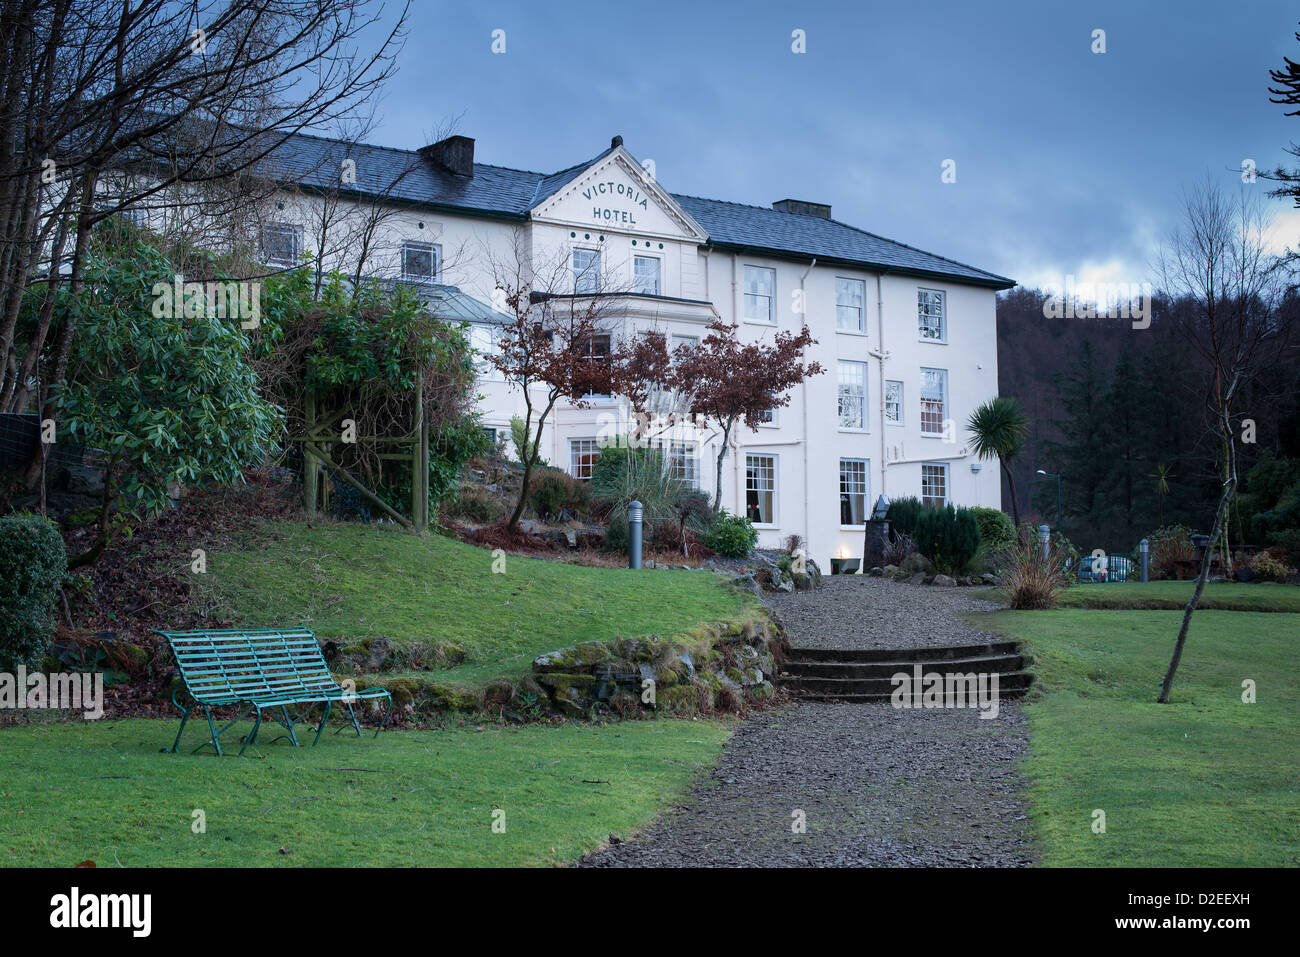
[1000,537,1072,610]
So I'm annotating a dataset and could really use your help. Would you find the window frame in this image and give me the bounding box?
[469,323,504,382]
[669,442,698,488]
[401,240,440,284]
[632,254,662,296]
[578,332,613,400]
[835,277,867,334]
[569,438,601,480]
[839,457,869,528]
[885,379,904,426]
[261,222,302,268]
[919,367,948,437]
[743,265,776,325]
[572,247,602,294]
[918,287,946,342]
[837,359,868,431]
[921,462,949,508]
[745,453,778,527]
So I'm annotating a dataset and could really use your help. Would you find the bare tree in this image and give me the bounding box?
[0,0,410,480]
[1153,179,1291,702]
[483,231,631,531]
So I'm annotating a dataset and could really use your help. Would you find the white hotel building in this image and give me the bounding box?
[263,132,1015,568]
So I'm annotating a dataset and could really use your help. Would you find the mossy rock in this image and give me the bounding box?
[654,665,682,688]
[429,683,482,712]
[385,678,420,707]
[533,641,615,673]
[658,683,703,715]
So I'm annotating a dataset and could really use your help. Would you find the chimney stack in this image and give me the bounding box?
[773,198,831,219]
[420,134,475,177]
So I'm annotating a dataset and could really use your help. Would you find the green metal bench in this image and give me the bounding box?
[157,628,392,757]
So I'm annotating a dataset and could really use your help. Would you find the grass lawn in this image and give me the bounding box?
[201,521,753,688]
[974,606,1300,866]
[986,580,1300,612]
[0,717,730,867]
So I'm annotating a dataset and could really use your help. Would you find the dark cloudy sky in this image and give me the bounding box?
[364,0,1300,292]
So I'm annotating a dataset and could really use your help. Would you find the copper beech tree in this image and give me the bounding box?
[624,319,824,511]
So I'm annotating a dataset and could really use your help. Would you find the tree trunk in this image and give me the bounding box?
[21,171,96,488]
[1002,460,1021,526]
[507,397,554,531]
[67,459,117,570]
[713,417,733,513]
[1158,394,1238,703]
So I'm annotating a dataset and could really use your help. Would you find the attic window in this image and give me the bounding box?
[402,242,439,283]
[261,223,302,267]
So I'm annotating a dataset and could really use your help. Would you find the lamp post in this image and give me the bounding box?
[1036,469,1062,535]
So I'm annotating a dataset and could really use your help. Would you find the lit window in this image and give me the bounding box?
[570,439,600,480]
[920,367,947,436]
[745,454,776,524]
[918,288,945,341]
[921,463,948,507]
[669,443,698,487]
[838,360,867,429]
[402,242,439,283]
[633,256,661,295]
[885,380,903,425]
[836,278,866,332]
[573,248,601,293]
[261,223,302,267]
[840,458,868,525]
[744,266,775,323]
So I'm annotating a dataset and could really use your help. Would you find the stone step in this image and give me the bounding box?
[782,653,1024,679]
[785,684,1033,704]
[781,670,1035,697]
[785,640,1020,664]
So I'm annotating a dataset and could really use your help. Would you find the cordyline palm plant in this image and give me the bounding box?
[967,397,1029,526]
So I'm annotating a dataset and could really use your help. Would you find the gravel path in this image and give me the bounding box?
[579,577,1035,867]
[762,575,1006,650]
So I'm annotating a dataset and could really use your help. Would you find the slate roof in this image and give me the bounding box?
[271,131,1014,289]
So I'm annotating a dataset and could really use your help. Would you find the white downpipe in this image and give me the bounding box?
[875,272,887,496]
[799,257,816,548]
[730,254,741,516]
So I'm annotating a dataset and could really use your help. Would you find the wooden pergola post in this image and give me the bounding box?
[303,390,319,516]
[410,372,428,530]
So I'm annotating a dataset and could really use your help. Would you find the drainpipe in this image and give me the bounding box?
[875,271,887,495]
[731,254,740,515]
[799,257,816,552]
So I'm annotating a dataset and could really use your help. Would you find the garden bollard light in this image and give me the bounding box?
[1039,524,1050,561]
[628,499,643,569]
[1140,538,1149,582]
